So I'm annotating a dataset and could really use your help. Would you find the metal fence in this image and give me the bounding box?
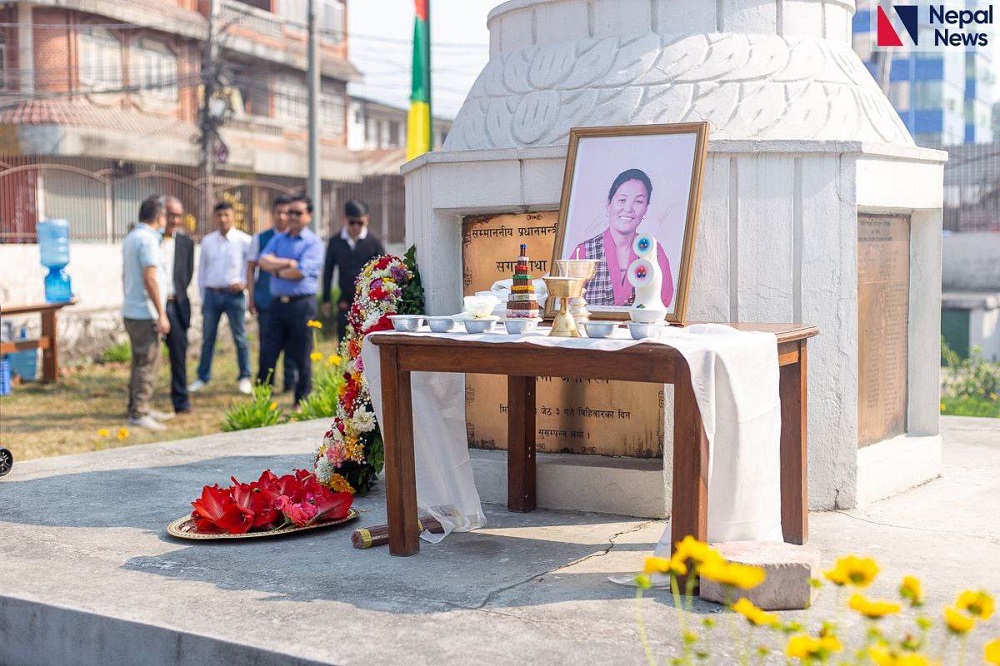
[940,143,1000,233]
[0,157,407,244]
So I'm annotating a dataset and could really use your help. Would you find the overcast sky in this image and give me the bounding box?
[347,0,496,119]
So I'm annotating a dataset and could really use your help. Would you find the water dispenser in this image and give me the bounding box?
[37,218,73,303]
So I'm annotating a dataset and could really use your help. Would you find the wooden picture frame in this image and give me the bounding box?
[546,122,709,325]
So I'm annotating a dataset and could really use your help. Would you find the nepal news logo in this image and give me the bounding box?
[876,3,993,48]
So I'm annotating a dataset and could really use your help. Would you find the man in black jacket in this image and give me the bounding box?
[321,200,385,341]
[162,196,195,413]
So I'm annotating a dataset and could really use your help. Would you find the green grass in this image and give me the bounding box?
[98,340,132,364]
[0,327,340,461]
[941,396,1000,418]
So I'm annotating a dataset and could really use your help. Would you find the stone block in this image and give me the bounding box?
[593,0,651,38]
[699,541,821,610]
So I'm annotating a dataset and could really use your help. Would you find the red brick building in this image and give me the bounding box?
[0,0,378,242]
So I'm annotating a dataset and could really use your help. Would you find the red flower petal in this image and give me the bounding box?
[312,490,354,523]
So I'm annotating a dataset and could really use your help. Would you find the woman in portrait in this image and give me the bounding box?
[572,168,674,308]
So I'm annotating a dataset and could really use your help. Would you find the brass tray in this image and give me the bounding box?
[166,508,359,541]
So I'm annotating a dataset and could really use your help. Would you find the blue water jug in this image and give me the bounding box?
[0,358,11,396]
[37,218,73,303]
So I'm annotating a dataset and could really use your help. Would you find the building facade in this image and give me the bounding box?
[0,0,362,243]
[0,0,450,360]
[852,0,996,146]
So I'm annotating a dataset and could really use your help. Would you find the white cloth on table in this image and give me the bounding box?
[361,323,784,547]
[360,345,487,541]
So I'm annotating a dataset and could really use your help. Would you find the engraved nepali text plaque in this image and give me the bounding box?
[462,212,664,458]
[857,214,910,447]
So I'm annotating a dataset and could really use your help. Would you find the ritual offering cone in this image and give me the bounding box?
[506,243,540,319]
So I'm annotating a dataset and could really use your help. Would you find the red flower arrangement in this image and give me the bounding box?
[189,468,353,534]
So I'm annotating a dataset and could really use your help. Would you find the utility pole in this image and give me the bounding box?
[307,0,321,230]
[200,0,222,226]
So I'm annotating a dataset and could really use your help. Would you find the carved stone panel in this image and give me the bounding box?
[462,212,664,458]
[857,214,910,447]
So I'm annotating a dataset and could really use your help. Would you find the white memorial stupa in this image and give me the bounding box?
[404,0,945,514]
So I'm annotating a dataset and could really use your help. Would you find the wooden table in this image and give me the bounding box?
[373,323,818,558]
[0,301,76,383]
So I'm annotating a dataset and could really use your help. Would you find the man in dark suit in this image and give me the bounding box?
[162,196,195,413]
[321,200,385,341]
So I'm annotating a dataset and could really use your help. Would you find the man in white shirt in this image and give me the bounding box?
[190,202,253,394]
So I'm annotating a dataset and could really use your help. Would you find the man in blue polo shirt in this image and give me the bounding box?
[257,193,325,408]
[247,194,297,392]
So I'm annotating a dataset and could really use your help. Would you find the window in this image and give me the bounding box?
[389,120,400,146]
[79,28,123,91]
[273,76,307,125]
[320,91,345,136]
[134,39,177,100]
[277,0,344,43]
[0,36,6,90]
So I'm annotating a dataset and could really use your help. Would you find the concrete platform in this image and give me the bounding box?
[2,417,999,665]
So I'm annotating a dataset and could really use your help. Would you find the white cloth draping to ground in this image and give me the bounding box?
[361,323,784,546]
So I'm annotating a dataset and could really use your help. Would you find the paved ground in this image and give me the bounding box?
[1,417,998,665]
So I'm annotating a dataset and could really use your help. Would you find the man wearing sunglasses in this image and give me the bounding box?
[321,199,385,341]
[257,193,325,409]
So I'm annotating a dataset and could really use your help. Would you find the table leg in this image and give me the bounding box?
[779,342,809,545]
[41,310,58,383]
[380,346,420,556]
[507,375,537,512]
[672,362,708,576]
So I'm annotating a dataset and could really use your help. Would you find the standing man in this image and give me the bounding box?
[161,196,195,414]
[321,200,385,341]
[247,194,297,391]
[258,193,325,409]
[122,195,172,431]
[190,202,253,395]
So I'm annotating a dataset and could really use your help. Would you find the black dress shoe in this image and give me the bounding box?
[174,406,192,414]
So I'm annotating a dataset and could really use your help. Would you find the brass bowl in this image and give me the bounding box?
[553,259,598,280]
[542,275,586,299]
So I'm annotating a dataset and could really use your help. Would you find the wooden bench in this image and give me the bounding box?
[0,300,76,383]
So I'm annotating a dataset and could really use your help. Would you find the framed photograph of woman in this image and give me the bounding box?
[548,122,709,324]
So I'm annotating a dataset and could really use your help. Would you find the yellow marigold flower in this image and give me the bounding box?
[849,593,901,619]
[327,354,342,366]
[869,645,935,666]
[310,351,323,362]
[643,555,687,577]
[731,598,779,627]
[97,428,111,437]
[956,589,995,620]
[268,402,278,411]
[306,320,322,329]
[786,633,842,659]
[943,606,976,635]
[985,638,1000,665]
[823,555,879,588]
[673,536,721,567]
[699,559,766,590]
[940,402,946,412]
[899,576,924,607]
[116,427,129,440]
[327,472,354,494]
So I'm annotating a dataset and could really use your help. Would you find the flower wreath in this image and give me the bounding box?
[312,247,424,495]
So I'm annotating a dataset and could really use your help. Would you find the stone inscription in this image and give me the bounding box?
[857,214,910,447]
[462,212,663,458]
